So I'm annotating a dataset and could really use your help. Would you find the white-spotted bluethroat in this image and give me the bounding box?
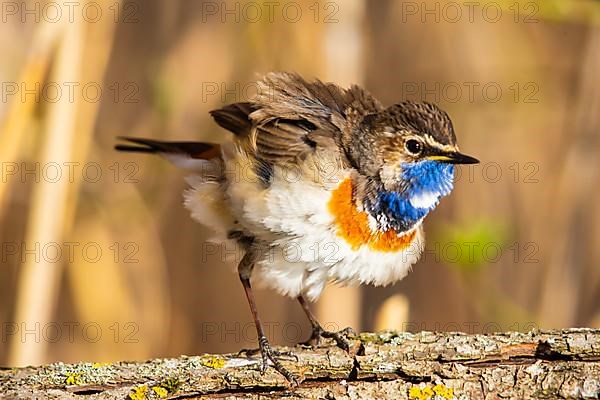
[115,72,479,384]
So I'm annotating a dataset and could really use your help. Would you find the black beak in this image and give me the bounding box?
[428,152,480,164]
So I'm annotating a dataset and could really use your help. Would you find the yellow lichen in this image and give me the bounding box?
[201,356,226,369]
[92,362,110,368]
[433,383,454,399]
[65,372,83,386]
[408,386,421,399]
[152,386,168,398]
[129,385,148,400]
[409,384,455,400]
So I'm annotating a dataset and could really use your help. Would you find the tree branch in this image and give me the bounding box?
[2,329,600,399]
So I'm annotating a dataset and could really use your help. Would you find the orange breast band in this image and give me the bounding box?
[328,178,415,252]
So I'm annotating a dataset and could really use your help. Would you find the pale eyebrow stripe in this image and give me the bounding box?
[423,134,456,152]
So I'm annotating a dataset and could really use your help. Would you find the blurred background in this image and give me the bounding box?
[1,0,600,367]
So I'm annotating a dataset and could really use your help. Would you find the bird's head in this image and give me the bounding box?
[348,101,479,211]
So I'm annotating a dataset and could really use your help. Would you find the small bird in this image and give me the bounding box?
[115,72,479,384]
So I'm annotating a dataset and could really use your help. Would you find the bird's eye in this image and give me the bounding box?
[405,139,422,155]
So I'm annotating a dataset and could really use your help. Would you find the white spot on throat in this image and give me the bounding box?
[409,191,440,209]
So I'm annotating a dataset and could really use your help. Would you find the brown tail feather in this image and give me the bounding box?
[115,137,220,159]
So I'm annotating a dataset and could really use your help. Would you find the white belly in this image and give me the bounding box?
[183,147,425,301]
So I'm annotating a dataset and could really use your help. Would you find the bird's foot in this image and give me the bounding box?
[258,336,299,385]
[302,326,356,351]
[238,337,299,386]
[237,347,297,360]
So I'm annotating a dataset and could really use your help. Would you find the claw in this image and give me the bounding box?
[241,336,299,386]
[237,347,257,357]
[238,347,297,361]
[302,326,356,352]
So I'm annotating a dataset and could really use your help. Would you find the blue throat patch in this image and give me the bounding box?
[372,161,455,232]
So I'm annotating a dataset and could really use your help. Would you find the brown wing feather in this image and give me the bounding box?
[209,72,383,165]
[209,102,255,137]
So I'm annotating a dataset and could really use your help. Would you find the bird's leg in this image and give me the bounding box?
[238,252,298,385]
[297,295,355,351]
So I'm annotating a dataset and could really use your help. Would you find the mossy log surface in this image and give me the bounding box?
[2,329,600,399]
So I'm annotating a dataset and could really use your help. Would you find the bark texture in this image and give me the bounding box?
[1,329,600,399]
